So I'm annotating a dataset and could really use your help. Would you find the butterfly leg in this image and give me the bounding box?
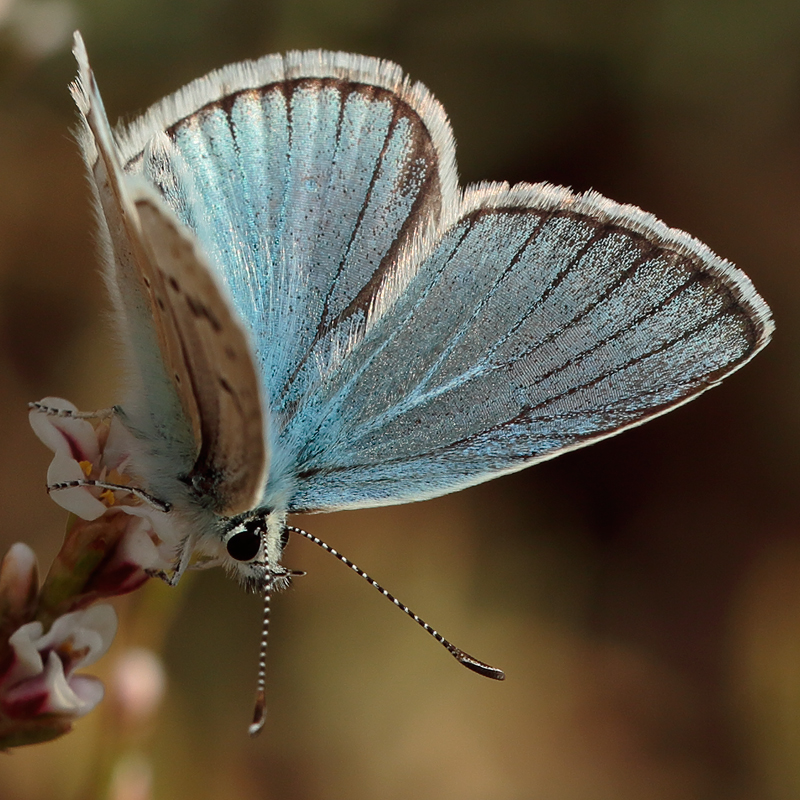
[28,401,119,420]
[47,478,172,513]
[146,534,196,586]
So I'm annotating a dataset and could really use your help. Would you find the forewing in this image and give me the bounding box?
[284,183,774,512]
[114,51,458,425]
[71,34,266,515]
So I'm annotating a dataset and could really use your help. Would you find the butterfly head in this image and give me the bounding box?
[220,509,294,593]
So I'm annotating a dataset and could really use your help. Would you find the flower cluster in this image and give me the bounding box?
[0,397,177,747]
[0,543,117,747]
[28,397,177,577]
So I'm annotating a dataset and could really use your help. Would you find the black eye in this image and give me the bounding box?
[225,520,262,562]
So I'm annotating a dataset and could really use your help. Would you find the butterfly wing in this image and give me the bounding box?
[71,34,267,515]
[131,189,267,512]
[282,182,773,512]
[109,48,459,510]
[88,40,772,515]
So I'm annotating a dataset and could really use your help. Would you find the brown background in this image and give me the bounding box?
[0,1,798,798]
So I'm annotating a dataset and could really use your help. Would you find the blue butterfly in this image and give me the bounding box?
[51,32,771,726]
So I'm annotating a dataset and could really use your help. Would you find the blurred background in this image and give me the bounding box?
[0,1,797,798]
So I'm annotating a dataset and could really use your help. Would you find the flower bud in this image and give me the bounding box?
[0,543,39,628]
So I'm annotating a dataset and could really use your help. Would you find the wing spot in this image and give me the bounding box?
[218,376,233,395]
[225,345,237,360]
[186,296,202,316]
[156,296,166,311]
[207,312,222,332]
[184,296,222,331]
[168,276,180,292]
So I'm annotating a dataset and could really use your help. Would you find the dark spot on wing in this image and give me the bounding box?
[185,295,223,332]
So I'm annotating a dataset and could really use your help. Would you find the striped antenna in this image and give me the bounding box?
[249,532,272,737]
[287,525,505,681]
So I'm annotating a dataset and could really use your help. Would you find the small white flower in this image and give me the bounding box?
[29,398,178,575]
[1,605,117,719]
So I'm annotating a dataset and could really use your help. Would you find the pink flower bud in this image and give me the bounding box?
[0,543,39,626]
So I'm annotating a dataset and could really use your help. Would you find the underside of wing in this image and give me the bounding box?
[132,188,267,514]
[72,34,267,515]
[282,182,773,513]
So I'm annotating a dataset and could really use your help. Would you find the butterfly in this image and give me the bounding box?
[55,32,772,724]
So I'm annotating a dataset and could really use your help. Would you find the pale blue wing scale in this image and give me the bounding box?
[108,51,771,517]
[282,186,772,512]
[122,71,454,434]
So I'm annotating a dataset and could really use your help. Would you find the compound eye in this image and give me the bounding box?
[225,523,262,562]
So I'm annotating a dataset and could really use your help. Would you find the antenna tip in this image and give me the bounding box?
[249,691,267,737]
[454,650,506,680]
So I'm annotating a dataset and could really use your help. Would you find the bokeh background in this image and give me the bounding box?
[0,1,798,798]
